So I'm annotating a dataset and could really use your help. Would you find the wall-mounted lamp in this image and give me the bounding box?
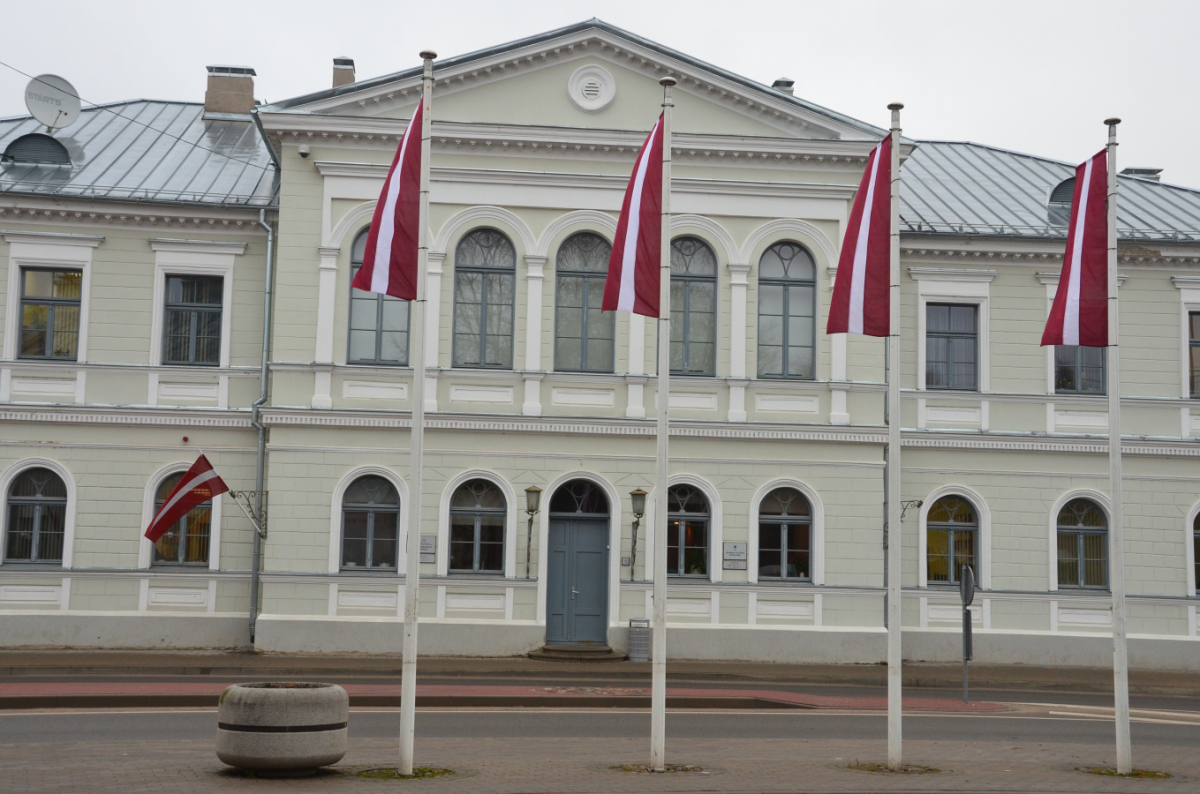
[629,488,647,580]
[524,486,542,579]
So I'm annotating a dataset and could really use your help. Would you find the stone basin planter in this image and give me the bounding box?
[216,682,348,774]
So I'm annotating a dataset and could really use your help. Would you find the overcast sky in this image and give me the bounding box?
[3,0,1198,186]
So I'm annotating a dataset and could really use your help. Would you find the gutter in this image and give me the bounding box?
[249,206,275,645]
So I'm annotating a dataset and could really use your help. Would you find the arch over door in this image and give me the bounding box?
[545,480,610,645]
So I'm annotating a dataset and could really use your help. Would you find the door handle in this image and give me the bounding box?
[571,589,579,599]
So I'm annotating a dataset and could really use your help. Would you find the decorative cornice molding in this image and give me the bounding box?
[904,245,1200,266]
[0,406,251,428]
[2,230,104,247]
[0,201,268,232]
[1038,271,1127,286]
[149,238,247,255]
[907,267,997,283]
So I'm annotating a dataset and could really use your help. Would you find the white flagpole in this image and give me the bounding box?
[1105,116,1132,775]
[885,101,904,771]
[398,49,435,777]
[650,75,675,773]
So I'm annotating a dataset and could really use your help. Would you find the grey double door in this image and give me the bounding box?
[546,518,609,645]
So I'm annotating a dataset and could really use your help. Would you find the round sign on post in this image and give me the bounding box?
[25,75,81,131]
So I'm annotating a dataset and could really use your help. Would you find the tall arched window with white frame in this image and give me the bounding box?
[757,487,812,581]
[667,484,709,577]
[554,232,614,373]
[348,229,410,365]
[757,242,816,379]
[1057,499,1107,588]
[453,229,516,369]
[669,237,717,376]
[926,495,977,585]
[340,476,400,571]
[4,468,67,563]
[449,479,506,574]
[153,472,212,566]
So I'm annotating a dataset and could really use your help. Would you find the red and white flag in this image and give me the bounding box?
[602,114,664,317]
[826,135,892,337]
[144,455,229,543]
[350,99,424,300]
[1042,150,1109,347]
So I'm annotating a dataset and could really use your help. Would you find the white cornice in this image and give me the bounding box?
[1037,271,1127,286]
[903,244,1200,266]
[2,230,104,247]
[0,200,270,233]
[907,267,997,283]
[0,405,251,428]
[149,238,248,255]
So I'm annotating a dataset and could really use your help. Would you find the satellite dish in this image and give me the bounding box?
[24,75,81,132]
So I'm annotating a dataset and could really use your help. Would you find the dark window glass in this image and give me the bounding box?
[757,242,815,380]
[453,229,516,369]
[667,484,709,577]
[1055,346,1105,395]
[549,479,609,515]
[19,268,81,361]
[757,487,811,580]
[448,479,506,574]
[926,303,977,391]
[348,230,410,365]
[554,233,614,373]
[1193,513,1199,596]
[153,472,212,565]
[4,468,67,563]
[1190,313,1200,398]
[926,496,977,585]
[1057,499,1107,588]
[163,276,222,366]
[340,476,400,571]
[669,237,717,376]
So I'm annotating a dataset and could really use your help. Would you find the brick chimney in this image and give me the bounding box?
[204,65,256,115]
[333,57,356,88]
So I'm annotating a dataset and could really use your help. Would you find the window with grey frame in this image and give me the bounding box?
[449,479,506,574]
[554,232,614,373]
[1057,498,1107,589]
[348,230,410,365]
[19,268,82,361]
[1055,346,1104,395]
[757,487,811,580]
[926,303,977,390]
[1190,312,1200,397]
[152,472,211,566]
[667,484,709,577]
[926,496,977,585]
[669,237,716,376]
[340,476,400,571]
[163,275,222,366]
[757,242,816,379]
[453,229,515,369]
[4,468,67,564]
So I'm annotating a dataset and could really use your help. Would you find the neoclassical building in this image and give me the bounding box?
[2,20,1199,667]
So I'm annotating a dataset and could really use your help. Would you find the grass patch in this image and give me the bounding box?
[848,762,941,774]
[1077,767,1171,779]
[356,767,454,780]
[610,764,707,774]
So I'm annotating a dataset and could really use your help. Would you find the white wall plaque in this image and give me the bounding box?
[722,560,748,570]
[723,542,747,560]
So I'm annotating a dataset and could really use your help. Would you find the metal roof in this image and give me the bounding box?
[902,141,1200,242]
[0,100,276,208]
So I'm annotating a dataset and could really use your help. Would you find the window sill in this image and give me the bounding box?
[0,561,64,569]
[337,568,399,576]
[445,572,507,579]
[149,564,213,572]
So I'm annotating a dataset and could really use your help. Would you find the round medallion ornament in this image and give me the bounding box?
[568,65,616,112]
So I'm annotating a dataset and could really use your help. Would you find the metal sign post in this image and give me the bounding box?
[960,565,975,703]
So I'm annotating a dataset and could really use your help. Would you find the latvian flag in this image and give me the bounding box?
[602,114,664,317]
[826,135,892,337]
[1042,150,1109,347]
[145,455,229,543]
[350,99,424,300]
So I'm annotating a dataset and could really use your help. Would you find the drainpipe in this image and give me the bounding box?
[249,206,275,645]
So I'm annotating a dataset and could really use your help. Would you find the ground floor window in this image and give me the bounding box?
[927,495,976,585]
[1057,499,1107,588]
[449,479,506,573]
[667,484,709,577]
[4,468,67,563]
[340,475,399,571]
[757,487,811,580]
[153,472,211,565]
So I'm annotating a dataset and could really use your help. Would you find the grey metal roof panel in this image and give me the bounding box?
[0,100,276,208]
[901,141,1200,241]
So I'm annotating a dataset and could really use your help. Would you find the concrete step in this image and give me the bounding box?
[527,645,628,663]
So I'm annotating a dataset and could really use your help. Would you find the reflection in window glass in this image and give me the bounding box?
[348,230,410,365]
[926,496,976,585]
[20,268,82,361]
[453,229,516,369]
[448,479,506,573]
[669,238,716,376]
[757,243,815,379]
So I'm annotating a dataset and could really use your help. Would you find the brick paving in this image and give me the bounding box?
[1,736,1195,793]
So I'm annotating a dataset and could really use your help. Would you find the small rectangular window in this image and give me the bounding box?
[1056,346,1105,395]
[1190,312,1200,398]
[19,268,82,361]
[163,276,223,366]
[926,303,977,391]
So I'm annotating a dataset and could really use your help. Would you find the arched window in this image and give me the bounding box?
[549,479,609,515]
[757,242,816,379]
[927,496,976,585]
[453,229,516,369]
[670,237,717,376]
[555,233,614,373]
[667,484,709,577]
[4,468,67,563]
[449,479,506,573]
[152,472,212,565]
[1057,498,1107,588]
[348,229,410,365]
[758,487,811,580]
[340,476,400,571]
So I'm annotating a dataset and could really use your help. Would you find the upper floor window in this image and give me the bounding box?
[453,229,515,369]
[1056,346,1105,395]
[1190,312,1200,398]
[555,233,614,373]
[667,484,709,577]
[449,479,506,574]
[153,472,211,566]
[757,242,815,380]
[758,487,811,581]
[670,237,716,376]
[4,468,66,563]
[340,475,399,571]
[19,268,81,361]
[1193,513,1200,595]
[926,303,977,391]
[163,276,222,366]
[349,230,410,365]
[926,496,976,585]
[1057,498,1107,589]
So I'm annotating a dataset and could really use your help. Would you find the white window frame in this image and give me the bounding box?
[328,465,409,574]
[1185,501,1199,598]
[437,469,518,579]
[0,457,77,569]
[746,478,825,585]
[139,462,224,572]
[148,240,243,368]
[1172,276,1200,406]
[641,473,724,583]
[910,268,994,393]
[1047,488,1110,592]
[918,485,991,590]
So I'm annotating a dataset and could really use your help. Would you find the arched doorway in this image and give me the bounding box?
[545,479,609,645]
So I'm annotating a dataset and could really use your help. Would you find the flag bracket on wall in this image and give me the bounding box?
[227,490,268,539]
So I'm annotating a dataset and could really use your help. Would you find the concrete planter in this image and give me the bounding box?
[216,682,348,773]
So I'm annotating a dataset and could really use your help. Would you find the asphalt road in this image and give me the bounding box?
[2,707,1198,747]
